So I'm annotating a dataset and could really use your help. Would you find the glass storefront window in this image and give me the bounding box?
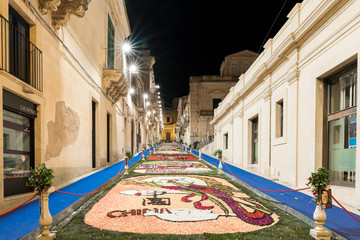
[327,66,357,187]
[329,69,357,114]
[3,109,33,196]
[328,115,356,186]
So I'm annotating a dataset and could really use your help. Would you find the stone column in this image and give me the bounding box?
[36,187,56,240]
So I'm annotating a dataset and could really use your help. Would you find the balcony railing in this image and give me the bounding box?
[200,110,214,116]
[104,48,124,70]
[0,16,43,92]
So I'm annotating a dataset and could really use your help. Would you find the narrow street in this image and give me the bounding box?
[54,143,312,239]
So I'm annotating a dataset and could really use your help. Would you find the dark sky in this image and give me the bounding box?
[125,0,301,106]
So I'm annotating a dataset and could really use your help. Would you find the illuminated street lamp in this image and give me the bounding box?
[129,87,135,94]
[122,42,131,53]
[143,93,148,99]
[129,64,138,73]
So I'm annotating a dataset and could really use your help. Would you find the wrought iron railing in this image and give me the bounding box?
[0,16,43,92]
[104,47,124,70]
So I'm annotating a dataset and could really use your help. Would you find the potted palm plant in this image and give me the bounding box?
[124,150,133,175]
[213,149,223,174]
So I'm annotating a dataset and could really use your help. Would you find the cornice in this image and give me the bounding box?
[212,0,349,125]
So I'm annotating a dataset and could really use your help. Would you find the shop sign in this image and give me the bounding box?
[3,90,37,118]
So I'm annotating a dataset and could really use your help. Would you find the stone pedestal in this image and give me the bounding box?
[36,187,56,240]
[124,158,129,175]
[218,159,223,174]
[310,205,330,240]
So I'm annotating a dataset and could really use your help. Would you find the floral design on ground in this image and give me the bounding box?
[84,175,279,234]
[134,161,212,174]
[148,154,196,161]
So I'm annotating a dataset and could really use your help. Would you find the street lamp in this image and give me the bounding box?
[129,64,138,73]
[122,42,131,53]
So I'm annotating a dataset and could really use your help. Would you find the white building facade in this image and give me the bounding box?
[211,0,360,209]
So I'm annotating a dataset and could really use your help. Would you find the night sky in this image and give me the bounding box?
[125,0,301,107]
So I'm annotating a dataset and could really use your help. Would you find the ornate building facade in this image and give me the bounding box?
[177,50,258,148]
[0,0,161,212]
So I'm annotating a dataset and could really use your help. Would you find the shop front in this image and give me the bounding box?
[3,90,37,197]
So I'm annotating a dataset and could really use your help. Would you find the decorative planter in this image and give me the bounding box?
[218,158,223,174]
[124,158,129,175]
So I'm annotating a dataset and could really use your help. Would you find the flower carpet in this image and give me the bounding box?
[147,154,196,161]
[84,175,279,234]
[133,161,212,174]
[83,143,279,235]
[55,143,314,239]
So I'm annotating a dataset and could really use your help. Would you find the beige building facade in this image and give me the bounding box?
[162,100,178,142]
[0,0,161,212]
[211,0,360,209]
[177,50,258,148]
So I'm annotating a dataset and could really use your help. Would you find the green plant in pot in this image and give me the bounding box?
[125,150,133,160]
[307,167,331,205]
[213,149,223,160]
[213,149,223,174]
[26,163,55,195]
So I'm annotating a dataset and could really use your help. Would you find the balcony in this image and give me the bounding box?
[102,48,128,102]
[38,0,91,30]
[0,16,43,92]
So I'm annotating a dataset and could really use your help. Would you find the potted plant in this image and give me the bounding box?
[26,163,55,195]
[148,144,153,153]
[306,167,331,205]
[124,150,133,175]
[26,163,56,238]
[307,167,331,239]
[142,146,147,160]
[213,149,223,174]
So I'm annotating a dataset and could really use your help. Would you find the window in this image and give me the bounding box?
[213,98,221,110]
[251,117,258,164]
[327,65,357,186]
[242,63,250,73]
[224,133,228,149]
[230,62,239,76]
[9,6,30,83]
[276,99,284,138]
[167,116,170,122]
[107,15,115,69]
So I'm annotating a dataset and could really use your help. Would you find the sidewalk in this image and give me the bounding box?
[0,150,147,240]
[193,149,360,240]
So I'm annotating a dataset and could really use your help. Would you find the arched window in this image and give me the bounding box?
[230,62,239,76]
[242,63,250,73]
